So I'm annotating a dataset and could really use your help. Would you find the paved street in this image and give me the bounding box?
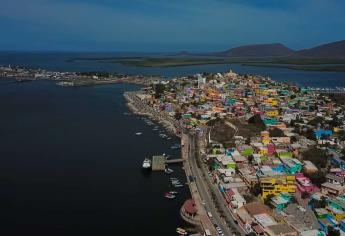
[187,132,245,236]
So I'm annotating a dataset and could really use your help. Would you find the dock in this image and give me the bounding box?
[165,159,185,164]
[151,156,185,171]
[151,155,166,171]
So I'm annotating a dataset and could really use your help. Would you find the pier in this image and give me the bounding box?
[151,155,166,171]
[165,158,185,164]
[151,156,185,171]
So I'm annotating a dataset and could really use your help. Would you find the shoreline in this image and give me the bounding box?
[123,91,179,136]
[123,91,219,234]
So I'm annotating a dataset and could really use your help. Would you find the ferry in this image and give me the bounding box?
[142,158,151,169]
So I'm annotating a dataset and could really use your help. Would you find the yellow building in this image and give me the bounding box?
[261,131,270,145]
[255,89,268,95]
[266,110,279,118]
[265,98,279,106]
[267,89,278,96]
[259,175,296,199]
[258,147,268,155]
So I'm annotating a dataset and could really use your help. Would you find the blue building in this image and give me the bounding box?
[314,129,333,140]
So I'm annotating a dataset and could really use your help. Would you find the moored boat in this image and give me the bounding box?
[142,158,151,169]
[164,192,176,199]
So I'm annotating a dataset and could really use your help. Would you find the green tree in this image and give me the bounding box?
[302,147,328,169]
[301,191,310,199]
[264,194,275,208]
[248,114,265,130]
[154,84,165,98]
[304,171,326,187]
[251,182,261,196]
[269,128,285,137]
[327,226,340,236]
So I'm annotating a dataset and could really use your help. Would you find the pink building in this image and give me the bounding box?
[267,143,276,156]
[295,173,317,193]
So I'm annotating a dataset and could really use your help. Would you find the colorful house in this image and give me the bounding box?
[259,175,296,199]
[270,192,293,210]
[295,173,317,193]
[261,131,270,145]
[237,145,254,156]
[267,143,276,156]
[327,197,345,221]
[314,129,333,140]
[266,109,279,118]
[265,98,279,106]
[263,118,278,126]
[276,149,293,159]
[281,158,302,174]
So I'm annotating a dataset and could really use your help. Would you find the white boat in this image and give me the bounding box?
[164,192,176,199]
[165,168,174,174]
[176,228,187,235]
[142,158,151,169]
[135,132,142,136]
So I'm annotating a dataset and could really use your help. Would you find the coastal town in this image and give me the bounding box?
[0,65,162,86]
[3,63,345,236]
[126,70,345,236]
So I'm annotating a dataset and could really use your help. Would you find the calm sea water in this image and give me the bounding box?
[0,79,189,236]
[1,52,345,87]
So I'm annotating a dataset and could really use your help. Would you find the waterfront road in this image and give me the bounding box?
[187,133,244,236]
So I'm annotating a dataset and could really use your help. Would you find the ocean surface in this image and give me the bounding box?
[1,51,345,87]
[0,79,189,236]
[2,52,345,235]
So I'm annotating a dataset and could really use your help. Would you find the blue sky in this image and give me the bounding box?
[1,0,345,52]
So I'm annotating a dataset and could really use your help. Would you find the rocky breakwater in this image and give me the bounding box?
[124,91,180,136]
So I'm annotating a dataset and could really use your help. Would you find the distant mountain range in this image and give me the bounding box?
[214,43,294,57]
[176,40,345,58]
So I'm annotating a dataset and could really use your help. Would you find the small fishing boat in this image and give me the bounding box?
[164,192,176,199]
[169,191,178,195]
[176,228,187,235]
[165,168,174,174]
[135,132,142,136]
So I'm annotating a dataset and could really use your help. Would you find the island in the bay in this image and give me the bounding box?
[2,66,345,236]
